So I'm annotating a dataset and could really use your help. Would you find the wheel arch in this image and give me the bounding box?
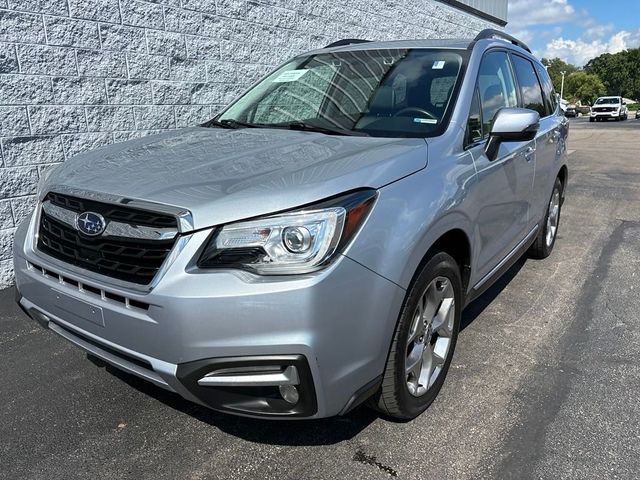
[557,165,568,202]
[404,225,473,302]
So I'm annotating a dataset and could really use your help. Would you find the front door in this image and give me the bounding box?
[467,50,536,283]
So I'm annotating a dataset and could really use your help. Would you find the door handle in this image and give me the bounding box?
[523,146,535,162]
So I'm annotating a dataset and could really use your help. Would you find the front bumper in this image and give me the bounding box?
[590,111,621,118]
[13,213,405,418]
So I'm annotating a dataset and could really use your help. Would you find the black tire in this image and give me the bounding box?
[589,118,594,122]
[529,177,563,259]
[368,252,462,420]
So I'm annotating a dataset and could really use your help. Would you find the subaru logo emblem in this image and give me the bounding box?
[76,212,106,236]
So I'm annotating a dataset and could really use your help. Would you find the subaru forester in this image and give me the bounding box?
[13,30,568,420]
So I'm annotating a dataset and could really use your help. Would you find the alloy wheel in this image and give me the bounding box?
[405,276,455,397]
[546,188,561,248]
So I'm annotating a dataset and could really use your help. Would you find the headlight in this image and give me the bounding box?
[198,190,377,274]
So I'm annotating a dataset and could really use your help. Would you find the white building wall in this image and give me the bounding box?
[0,0,501,287]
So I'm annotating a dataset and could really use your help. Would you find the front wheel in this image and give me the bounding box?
[529,177,563,259]
[369,252,462,420]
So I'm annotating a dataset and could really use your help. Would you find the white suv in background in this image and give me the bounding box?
[590,96,628,122]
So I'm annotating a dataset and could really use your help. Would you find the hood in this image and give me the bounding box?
[45,127,427,230]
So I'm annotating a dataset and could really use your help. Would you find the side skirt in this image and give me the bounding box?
[464,225,539,307]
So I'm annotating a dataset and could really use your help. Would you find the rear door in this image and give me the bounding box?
[527,59,565,224]
[466,50,536,282]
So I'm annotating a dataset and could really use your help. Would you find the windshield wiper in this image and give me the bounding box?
[201,118,262,129]
[203,118,368,136]
[272,121,368,137]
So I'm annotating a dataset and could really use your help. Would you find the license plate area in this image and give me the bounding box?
[51,288,105,327]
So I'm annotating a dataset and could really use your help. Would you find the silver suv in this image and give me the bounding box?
[13,30,568,420]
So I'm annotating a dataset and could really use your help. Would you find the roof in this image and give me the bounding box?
[307,30,533,57]
[309,38,475,55]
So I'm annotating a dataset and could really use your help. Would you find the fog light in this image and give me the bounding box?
[279,384,300,405]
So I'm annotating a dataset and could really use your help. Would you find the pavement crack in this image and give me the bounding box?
[604,300,628,327]
[353,448,398,477]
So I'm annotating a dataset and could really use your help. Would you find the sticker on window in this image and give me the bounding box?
[273,69,308,83]
[414,118,438,124]
[432,61,446,70]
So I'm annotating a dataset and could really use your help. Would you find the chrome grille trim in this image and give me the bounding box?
[28,199,194,293]
[41,185,194,233]
[42,200,178,241]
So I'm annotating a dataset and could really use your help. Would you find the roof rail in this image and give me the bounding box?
[324,39,371,49]
[472,29,532,53]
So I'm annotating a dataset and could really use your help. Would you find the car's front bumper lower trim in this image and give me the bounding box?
[17,293,319,418]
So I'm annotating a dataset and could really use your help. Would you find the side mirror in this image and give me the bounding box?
[622,101,627,105]
[485,108,540,161]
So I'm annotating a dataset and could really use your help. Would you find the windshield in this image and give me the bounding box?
[215,49,465,138]
[596,97,620,104]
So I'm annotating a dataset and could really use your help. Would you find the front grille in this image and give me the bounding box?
[37,193,178,285]
[46,192,177,228]
[593,107,615,113]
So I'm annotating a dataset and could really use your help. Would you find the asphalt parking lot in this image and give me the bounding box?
[2,118,640,480]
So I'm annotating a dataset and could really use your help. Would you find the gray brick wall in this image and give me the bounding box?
[0,0,497,288]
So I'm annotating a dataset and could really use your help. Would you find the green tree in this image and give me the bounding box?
[564,71,606,105]
[540,57,578,94]
[584,48,640,100]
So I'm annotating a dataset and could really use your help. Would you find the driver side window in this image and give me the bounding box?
[476,51,518,135]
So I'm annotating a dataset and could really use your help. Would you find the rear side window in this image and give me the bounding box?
[477,51,518,134]
[511,55,546,117]
[535,63,557,115]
